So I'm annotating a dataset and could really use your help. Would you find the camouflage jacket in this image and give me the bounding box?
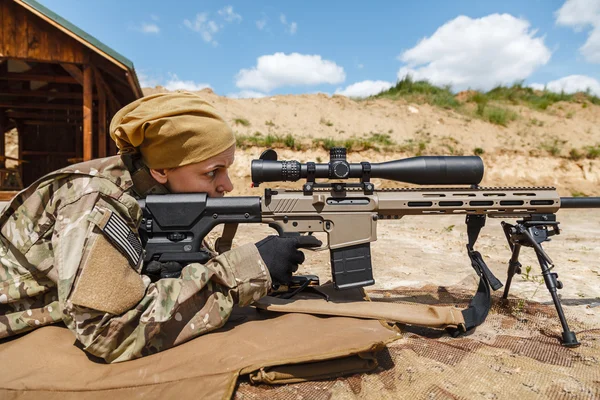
[0,155,271,363]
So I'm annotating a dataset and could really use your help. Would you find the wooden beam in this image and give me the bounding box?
[14,0,130,72]
[60,63,84,86]
[0,102,82,111]
[15,122,23,182]
[95,71,107,158]
[5,111,82,120]
[90,54,130,88]
[22,151,76,156]
[91,66,119,114]
[0,73,78,84]
[0,90,87,99]
[0,155,28,163]
[21,120,81,126]
[0,116,5,169]
[83,64,93,161]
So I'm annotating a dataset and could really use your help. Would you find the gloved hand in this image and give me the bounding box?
[145,260,184,279]
[255,235,322,285]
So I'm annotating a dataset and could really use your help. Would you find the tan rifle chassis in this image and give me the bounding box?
[261,186,560,250]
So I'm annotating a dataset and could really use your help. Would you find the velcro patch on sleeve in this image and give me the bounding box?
[92,207,143,269]
[70,234,146,315]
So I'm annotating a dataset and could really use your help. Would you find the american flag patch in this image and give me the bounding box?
[99,211,143,268]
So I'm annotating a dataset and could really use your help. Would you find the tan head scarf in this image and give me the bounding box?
[109,92,235,169]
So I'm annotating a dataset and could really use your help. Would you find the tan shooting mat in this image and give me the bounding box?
[0,289,400,400]
[237,285,600,400]
[256,283,465,329]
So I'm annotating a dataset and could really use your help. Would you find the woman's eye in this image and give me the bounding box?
[206,170,217,179]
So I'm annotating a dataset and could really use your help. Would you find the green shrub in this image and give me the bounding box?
[374,75,460,109]
[571,191,588,197]
[485,107,517,126]
[569,148,583,161]
[319,117,334,127]
[470,92,489,116]
[233,118,250,127]
[585,145,600,159]
[540,139,566,157]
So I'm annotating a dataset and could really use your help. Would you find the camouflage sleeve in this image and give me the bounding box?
[55,193,271,363]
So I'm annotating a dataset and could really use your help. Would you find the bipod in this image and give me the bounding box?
[501,214,580,347]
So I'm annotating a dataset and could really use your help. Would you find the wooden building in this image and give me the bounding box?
[0,0,142,196]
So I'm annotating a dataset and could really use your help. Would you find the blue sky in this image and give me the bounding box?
[36,0,600,98]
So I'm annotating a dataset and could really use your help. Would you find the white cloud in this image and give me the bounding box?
[256,18,267,30]
[280,13,298,35]
[227,90,268,99]
[582,26,600,62]
[150,14,159,22]
[138,72,160,88]
[555,0,600,29]
[141,23,160,34]
[165,74,212,91]
[529,83,546,91]
[184,13,220,46]
[235,52,346,92]
[357,63,364,69]
[335,80,394,98]
[218,6,242,23]
[530,75,600,96]
[396,14,551,91]
[555,0,600,63]
[289,22,298,35]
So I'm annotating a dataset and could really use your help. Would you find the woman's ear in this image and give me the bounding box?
[149,168,169,184]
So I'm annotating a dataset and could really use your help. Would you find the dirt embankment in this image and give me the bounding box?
[143,87,600,197]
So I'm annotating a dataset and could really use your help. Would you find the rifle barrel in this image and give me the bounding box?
[560,197,600,208]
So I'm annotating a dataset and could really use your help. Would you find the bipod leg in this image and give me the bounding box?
[501,222,523,299]
[520,226,580,347]
[502,245,522,299]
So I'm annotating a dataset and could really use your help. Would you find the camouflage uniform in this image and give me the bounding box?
[0,155,271,363]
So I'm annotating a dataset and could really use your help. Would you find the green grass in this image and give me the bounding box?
[237,132,400,153]
[569,148,584,161]
[233,118,250,127]
[373,75,460,109]
[399,139,428,156]
[373,77,600,125]
[485,107,518,126]
[584,145,600,159]
[473,147,485,156]
[540,138,566,157]
[236,132,301,150]
[319,117,334,127]
[571,191,589,197]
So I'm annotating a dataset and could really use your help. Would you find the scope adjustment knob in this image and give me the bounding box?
[330,147,347,161]
[331,161,350,179]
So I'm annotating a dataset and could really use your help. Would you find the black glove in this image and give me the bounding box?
[145,260,184,280]
[255,235,322,285]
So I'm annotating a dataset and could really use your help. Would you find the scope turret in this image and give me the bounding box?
[251,147,484,186]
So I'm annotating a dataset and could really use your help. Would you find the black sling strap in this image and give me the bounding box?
[457,215,504,332]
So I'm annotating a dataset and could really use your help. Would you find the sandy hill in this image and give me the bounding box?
[5,87,598,196]
[143,86,600,197]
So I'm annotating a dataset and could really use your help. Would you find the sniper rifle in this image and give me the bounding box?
[138,147,600,347]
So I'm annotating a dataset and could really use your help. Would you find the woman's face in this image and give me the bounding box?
[149,145,236,197]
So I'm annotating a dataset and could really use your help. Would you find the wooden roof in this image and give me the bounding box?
[0,0,143,188]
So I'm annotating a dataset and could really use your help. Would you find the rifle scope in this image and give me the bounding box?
[251,147,484,186]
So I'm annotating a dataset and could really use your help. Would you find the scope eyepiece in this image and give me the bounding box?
[251,148,484,187]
